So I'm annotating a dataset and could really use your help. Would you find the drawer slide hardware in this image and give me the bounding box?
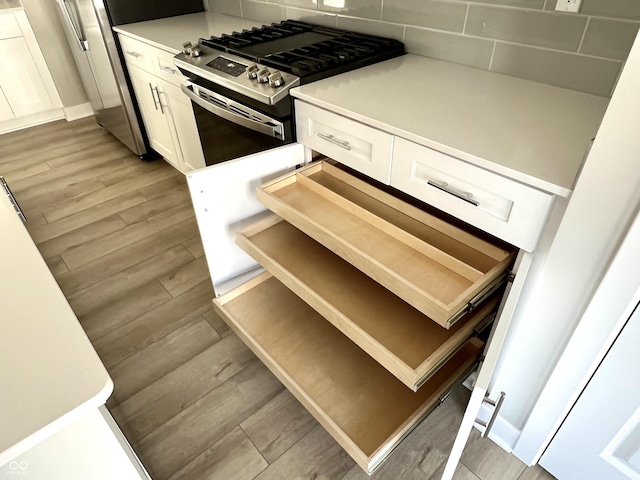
[317,132,352,150]
[427,180,480,207]
[1,176,26,223]
[475,391,506,437]
[446,274,506,329]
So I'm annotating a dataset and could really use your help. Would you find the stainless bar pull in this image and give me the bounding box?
[159,65,177,74]
[475,391,506,437]
[428,180,480,207]
[55,0,89,51]
[126,50,142,58]
[317,132,352,151]
[149,83,159,111]
[155,87,165,114]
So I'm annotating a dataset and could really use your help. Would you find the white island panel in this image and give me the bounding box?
[0,189,112,465]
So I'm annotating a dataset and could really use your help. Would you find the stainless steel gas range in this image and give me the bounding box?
[174,20,404,166]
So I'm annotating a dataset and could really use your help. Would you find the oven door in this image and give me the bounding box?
[181,83,293,166]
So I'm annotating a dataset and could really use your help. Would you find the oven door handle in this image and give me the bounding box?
[181,84,284,139]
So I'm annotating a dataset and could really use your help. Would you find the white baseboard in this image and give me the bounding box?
[474,404,522,454]
[64,103,94,121]
[0,108,65,135]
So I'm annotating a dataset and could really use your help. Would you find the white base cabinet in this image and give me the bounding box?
[119,32,204,173]
[0,9,63,134]
[187,111,538,474]
[1,407,150,480]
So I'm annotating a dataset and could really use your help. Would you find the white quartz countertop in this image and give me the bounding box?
[113,12,265,54]
[292,54,610,196]
[0,189,112,466]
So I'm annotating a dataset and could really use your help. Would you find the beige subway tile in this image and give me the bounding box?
[581,0,640,20]
[382,0,467,33]
[405,26,494,69]
[491,42,622,96]
[336,16,405,42]
[319,0,382,20]
[241,0,285,22]
[580,18,640,60]
[467,0,544,8]
[466,5,587,51]
[207,0,242,16]
[285,7,337,26]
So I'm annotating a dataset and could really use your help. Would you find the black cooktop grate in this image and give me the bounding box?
[200,20,404,79]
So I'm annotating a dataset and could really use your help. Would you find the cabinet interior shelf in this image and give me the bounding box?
[257,161,516,328]
[213,272,483,474]
[237,215,499,391]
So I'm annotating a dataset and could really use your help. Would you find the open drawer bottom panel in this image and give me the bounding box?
[213,272,484,474]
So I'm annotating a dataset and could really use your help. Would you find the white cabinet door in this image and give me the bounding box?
[0,36,55,117]
[127,65,177,164]
[187,143,307,297]
[540,300,640,480]
[0,87,13,122]
[161,80,205,172]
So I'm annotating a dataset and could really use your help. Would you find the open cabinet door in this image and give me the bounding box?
[186,143,307,297]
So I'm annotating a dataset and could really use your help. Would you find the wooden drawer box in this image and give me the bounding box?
[257,161,516,328]
[391,137,554,252]
[237,215,500,390]
[295,100,393,184]
[213,271,484,474]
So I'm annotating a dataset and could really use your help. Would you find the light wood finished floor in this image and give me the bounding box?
[1,117,557,480]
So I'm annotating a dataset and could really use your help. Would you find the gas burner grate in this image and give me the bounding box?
[199,20,404,78]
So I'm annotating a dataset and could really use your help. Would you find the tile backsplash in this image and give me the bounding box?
[205,0,640,97]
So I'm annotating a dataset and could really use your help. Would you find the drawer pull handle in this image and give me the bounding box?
[428,180,479,207]
[317,132,352,151]
[159,65,177,74]
[126,50,142,58]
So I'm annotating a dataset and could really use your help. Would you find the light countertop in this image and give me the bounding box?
[113,12,265,54]
[115,13,609,197]
[292,54,610,197]
[0,189,112,466]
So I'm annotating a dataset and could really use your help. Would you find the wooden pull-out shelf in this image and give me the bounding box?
[237,216,499,391]
[213,272,483,474]
[257,161,515,328]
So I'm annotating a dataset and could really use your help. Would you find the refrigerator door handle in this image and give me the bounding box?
[55,0,89,51]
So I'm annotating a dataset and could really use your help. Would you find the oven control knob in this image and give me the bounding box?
[190,45,202,58]
[246,64,259,80]
[268,71,284,88]
[257,68,270,83]
[182,41,193,56]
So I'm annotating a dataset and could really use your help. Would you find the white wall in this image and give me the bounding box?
[21,0,89,108]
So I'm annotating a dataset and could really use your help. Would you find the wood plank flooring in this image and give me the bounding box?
[0,117,556,480]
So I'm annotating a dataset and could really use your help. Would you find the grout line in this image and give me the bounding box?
[463,2,469,35]
[488,40,497,70]
[577,16,590,53]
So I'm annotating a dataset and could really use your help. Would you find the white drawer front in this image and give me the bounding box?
[153,47,186,87]
[0,13,21,40]
[119,34,153,73]
[391,137,554,251]
[295,100,393,184]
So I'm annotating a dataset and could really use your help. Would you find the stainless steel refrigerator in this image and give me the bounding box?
[55,0,204,157]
